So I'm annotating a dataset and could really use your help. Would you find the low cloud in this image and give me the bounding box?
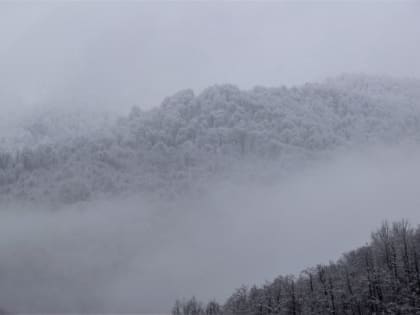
[0,145,419,313]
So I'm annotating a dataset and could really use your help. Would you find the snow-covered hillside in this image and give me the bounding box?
[1,75,420,204]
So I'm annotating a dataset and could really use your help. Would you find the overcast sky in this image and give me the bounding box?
[0,1,419,112]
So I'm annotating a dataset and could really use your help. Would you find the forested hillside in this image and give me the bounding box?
[173,220,420,315]
[1,75,420,204]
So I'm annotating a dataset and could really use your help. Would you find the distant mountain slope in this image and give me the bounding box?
[0,105,115,152]
[1,75,420,204]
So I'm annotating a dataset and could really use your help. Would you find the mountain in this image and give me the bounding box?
[1,74,420,204]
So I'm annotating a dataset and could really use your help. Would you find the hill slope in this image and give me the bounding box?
[1,75,420,204]
[174,220,420,315]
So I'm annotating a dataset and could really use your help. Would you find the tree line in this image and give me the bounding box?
[173,220,420,314]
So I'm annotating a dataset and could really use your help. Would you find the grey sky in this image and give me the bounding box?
[0,1,419,112]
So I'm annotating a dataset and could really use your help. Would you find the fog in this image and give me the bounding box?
[0,145,419,313]
[1,1,420,116]
[1,2,420,313]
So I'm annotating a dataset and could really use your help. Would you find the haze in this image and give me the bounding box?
[1,1,420,314]
[2,146,420,313]
[0,1,419,114]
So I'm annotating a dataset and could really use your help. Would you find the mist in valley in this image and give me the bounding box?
[1,145,420,313]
